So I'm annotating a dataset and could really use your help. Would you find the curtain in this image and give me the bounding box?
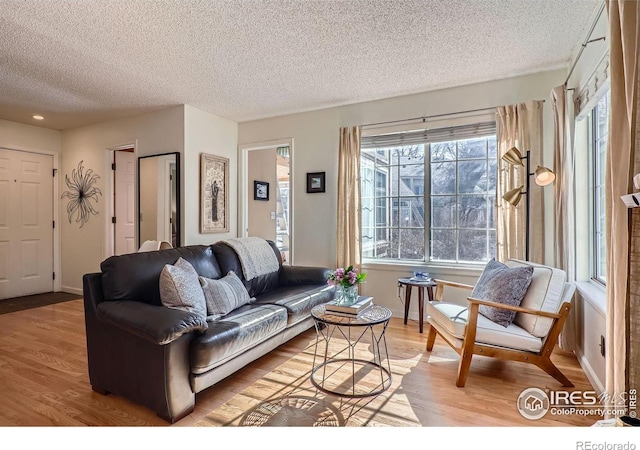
[605,0,639,416]
[336,126,362,271]
[495,101,545,263]
[551,85,578,352]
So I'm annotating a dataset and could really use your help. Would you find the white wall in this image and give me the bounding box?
[239,69,566,319]
[60,106,185,294]
[0,119,62,153]
[183,105,239,245]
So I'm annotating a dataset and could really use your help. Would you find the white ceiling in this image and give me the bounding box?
[0,0,602,131]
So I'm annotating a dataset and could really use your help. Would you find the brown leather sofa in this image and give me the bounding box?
[82,240,333,423]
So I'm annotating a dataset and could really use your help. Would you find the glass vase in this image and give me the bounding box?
[335,284,359,305]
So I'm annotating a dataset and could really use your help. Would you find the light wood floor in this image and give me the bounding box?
[0,299,601,427]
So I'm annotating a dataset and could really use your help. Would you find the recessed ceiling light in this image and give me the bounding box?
[32,115,45,120]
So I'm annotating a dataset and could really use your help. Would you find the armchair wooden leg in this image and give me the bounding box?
[456,302,479,388]
[456,349,473,387]
[426,325,437,351]
[537,359,574,387]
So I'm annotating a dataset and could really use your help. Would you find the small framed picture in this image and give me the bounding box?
[254,180,269,201]
[307,172,325,193]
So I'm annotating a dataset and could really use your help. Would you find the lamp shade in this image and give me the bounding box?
[502,147,524,166]
[534,166,556,186]
[503,186,524,206]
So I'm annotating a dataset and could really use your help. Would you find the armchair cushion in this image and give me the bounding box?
[506,260,567,337]
[471,259,533,327]
[427,301,543,352]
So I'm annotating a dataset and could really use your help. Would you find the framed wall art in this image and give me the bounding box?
[201,153,229,233]
[306,172,326,193]
[254,180,269,201]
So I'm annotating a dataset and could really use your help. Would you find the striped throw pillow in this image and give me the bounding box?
[199,271,253,320]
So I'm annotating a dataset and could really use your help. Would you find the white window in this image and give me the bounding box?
[589,91,609,284]
[361,122,496,264]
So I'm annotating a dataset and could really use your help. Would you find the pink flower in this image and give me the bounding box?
[327,265,367,288]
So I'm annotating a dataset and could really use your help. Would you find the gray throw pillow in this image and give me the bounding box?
[159,257,207,320]
[471,259,534,327]
[199,271,253,321]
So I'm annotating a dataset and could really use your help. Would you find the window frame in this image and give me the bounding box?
[360,130,497,266]
[588,90,609,286]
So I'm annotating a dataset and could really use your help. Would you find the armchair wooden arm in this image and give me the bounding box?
[433,279,475,301]
[466,297,562,319]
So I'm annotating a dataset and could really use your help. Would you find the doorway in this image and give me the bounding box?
[0,148,54,299]
[241,140,293,265]
[113,148,135,255]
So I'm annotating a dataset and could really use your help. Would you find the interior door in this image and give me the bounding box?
[114,150,135,255]
[0,149,53,299]
[246,146,290,264]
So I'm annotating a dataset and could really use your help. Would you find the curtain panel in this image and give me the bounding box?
[495,101,545,264]
[604,0,639,416]
[336,126,362,272]
[552,85,578,352]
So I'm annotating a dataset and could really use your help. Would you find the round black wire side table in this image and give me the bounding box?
[310,303,392,398]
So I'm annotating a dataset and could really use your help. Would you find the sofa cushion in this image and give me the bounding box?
[199,271,253,320]
[253,284,334,325]
[472,259,533,327]
[101,245,221,306]
[190,304,288,374]
[506,260,567,337]
[159,257,207,320]
[426,301,543,353]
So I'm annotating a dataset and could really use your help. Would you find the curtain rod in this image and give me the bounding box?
[361,106,495,129]
[361,101,545,129]
[564,2,607,86]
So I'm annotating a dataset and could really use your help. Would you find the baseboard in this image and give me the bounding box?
[576,347,605,394]
[61,286,83,296]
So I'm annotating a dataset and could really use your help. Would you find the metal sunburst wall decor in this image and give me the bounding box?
[61,160,103,228]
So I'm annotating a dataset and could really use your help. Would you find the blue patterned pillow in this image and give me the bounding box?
[471,259,533,327]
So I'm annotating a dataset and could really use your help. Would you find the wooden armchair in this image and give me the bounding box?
[425,259,575,388]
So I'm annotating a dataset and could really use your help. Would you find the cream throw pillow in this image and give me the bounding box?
[199,271,253,320]
[159,257,207,320]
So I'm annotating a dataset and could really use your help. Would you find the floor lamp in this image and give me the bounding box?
[501,147,555,261]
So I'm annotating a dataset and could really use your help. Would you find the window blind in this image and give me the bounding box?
[575,52,609,119]
[360,121,496,149]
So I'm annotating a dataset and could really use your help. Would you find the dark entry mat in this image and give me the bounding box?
[0,292,82,315]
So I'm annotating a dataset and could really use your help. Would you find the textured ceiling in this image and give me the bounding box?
[0,0,601,130]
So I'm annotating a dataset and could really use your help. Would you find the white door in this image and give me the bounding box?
[0,149,53,299]
[114,150,135,255]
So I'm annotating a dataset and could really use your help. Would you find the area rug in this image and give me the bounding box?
[0,292,82,315]
[195,336,429,427]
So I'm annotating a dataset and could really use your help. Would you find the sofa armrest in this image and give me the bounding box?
[97,300,208,345]
[279,265,332,286]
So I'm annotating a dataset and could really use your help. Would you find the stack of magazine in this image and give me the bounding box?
[325,296,373,318]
